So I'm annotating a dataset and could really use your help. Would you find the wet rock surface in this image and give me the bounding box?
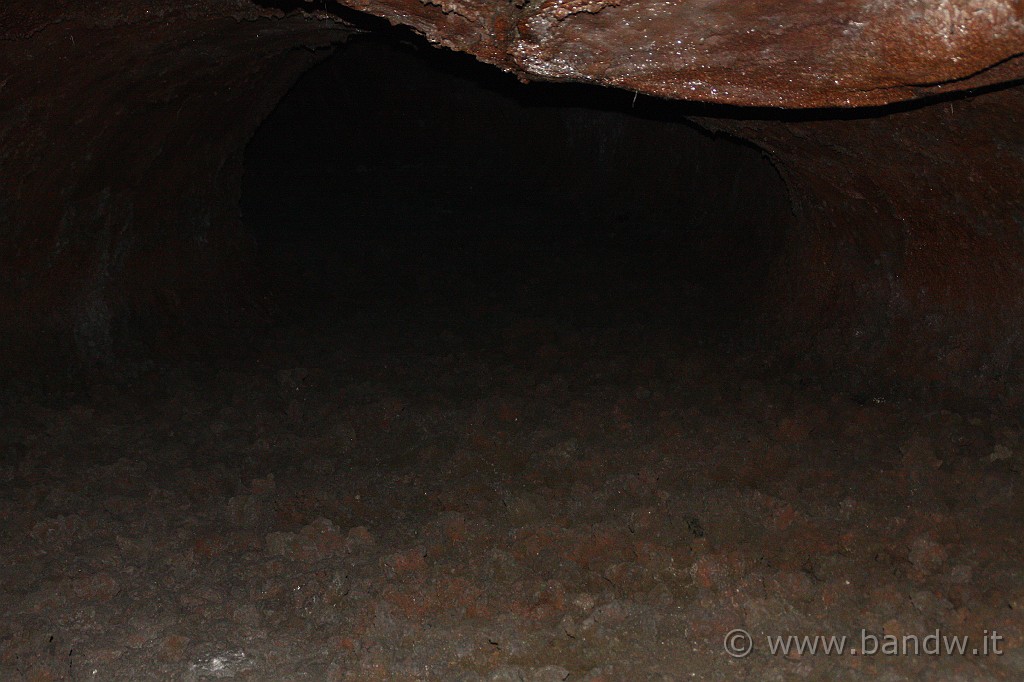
[327,0,1024,106]
[2,242,1022,680]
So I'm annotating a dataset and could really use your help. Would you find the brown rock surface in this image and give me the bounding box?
[2,0,1024,393]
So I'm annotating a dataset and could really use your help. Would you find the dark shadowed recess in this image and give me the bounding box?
[241,34,794,339]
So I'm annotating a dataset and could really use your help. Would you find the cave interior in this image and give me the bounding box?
[2,1,1024,679]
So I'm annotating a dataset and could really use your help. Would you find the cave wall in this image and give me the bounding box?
[704,88,1024,399]
[0,3,352,370]
[3,0,1024,399]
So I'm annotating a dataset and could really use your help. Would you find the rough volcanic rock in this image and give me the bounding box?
[701,86,1024,399]
[338,0,1024,107]
[2,0,1024,398]
[0,3,353,366]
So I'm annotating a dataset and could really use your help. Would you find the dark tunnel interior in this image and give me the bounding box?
[3,7,1024,679]
[240,37,792,340]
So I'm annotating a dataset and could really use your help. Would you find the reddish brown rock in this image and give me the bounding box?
[2,0,1024,398]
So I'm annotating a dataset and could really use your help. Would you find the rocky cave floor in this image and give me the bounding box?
[2,238,1023,681]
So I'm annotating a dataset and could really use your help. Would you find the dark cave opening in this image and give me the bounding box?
[240,36,793,336]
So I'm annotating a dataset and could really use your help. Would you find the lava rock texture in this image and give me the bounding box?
[2,0,1024,397]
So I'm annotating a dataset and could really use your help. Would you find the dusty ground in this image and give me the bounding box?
[2,233,1023,681]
